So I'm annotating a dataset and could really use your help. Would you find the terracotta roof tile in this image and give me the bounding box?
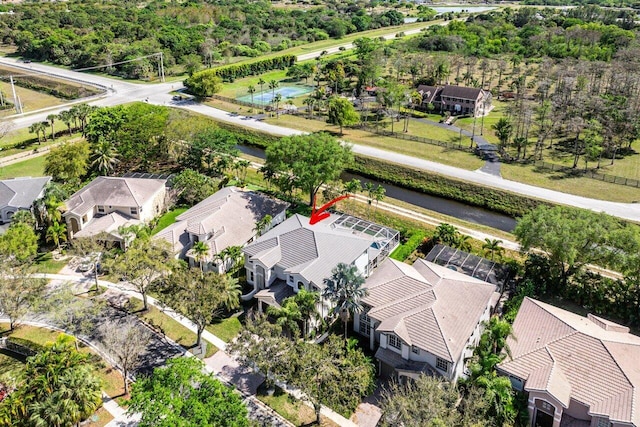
[498,298,640,425]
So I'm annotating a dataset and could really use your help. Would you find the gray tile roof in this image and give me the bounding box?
[364,258,499,363]
[498,298,640,425]
[440,85,484,100]
[244,214,376,288]
[65,176,166,216]
[0,176,51,210]
[155,187,288,257]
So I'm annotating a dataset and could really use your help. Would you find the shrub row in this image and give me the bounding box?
[203,55,296,82]
[390,229,428,261]
[349,155,550,218]
[6,336,44,356]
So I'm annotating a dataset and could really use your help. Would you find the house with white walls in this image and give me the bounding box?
[354,257,500,382]
[155,187,288,272]
[242,213,399,313]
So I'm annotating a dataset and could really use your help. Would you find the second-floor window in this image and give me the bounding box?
[359,311,371,337]
[97,206,104,213]
[388,334,401,350]
[596,419,610,427]
[411,346,420,355]
[130,207,138,215]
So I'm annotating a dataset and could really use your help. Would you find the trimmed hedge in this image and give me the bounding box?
[390,229,428,261]
[193,55,296,82]
[349,156,550,218]
[6,336,44,356]
[216,121,279,148]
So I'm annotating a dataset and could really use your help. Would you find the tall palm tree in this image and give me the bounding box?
[91,138,119,175]
[322,263,368,340]
[267,298,302,338]
[455,234,472,252]
[343,178,361,215]
[218,245,244,275]
[192,241,209,272]
[46,221,67,250]
[58,110,74,135]
[247,84,256,107]
[46,113,57,140]
[273,93,282,118]
[372,185,385,215]
[205,272,241,313]
[257,77,266,108]
[303,97,315,119]
[28,122,47,144]
[294,289,320,339]
[253,214,273,238]
[268,79,279,103]
[433,223,459,247]
[482,238,504,261]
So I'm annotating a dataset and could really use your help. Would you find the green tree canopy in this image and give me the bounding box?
[0,335,102,427]
[263,132,353,205]
[327,96,360,135]
[44,141,90,185]
[171,169,219,205]
[154,266,241,347]
[514,206,638,288]
[184,70,223,97]
[0,222,39,263]
[128,357,248,427]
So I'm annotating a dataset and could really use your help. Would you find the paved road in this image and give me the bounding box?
[3,58,640,223]
[296,17,463,62]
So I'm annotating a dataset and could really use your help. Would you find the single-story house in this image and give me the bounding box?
[416,84,492,117]
[243,213,399,315]
[63,176,168,248]
[155,187,289,272]
[498,297,640,427]
[354,258,500,382]
[0,176,51,224]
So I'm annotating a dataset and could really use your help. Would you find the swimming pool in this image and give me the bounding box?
[237,86,314,105]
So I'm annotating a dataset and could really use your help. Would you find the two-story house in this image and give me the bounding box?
[416,84,492,117]
[63,176,167,248]
[155,187,289,272]
[498,298,640,427]
[0,176,51,224]
[243,213,399,314]
[354,258,500,382]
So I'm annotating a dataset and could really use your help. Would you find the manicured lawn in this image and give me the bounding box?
[206,316,242,343]
[0,130,82,158]
[0,81,67,118]
[151,207,188,234]
[34,252,68,274]
[0,155,46,178]
[257,385,340,427]
[129,297,218,358]
[262,114,485,170]
[500,162,640,203]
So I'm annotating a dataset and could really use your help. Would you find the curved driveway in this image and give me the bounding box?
[2,57,639,222]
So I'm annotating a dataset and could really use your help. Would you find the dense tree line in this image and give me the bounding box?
[0,0,407,78]
[408,6,636,60]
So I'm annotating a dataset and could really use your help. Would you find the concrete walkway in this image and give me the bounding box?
[35,273,356,427]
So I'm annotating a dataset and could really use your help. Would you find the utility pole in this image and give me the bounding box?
[480,98,486,136]
[9,75,21,114]
[158,52,165,83]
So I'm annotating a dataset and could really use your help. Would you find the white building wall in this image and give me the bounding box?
[353,251,369,277]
